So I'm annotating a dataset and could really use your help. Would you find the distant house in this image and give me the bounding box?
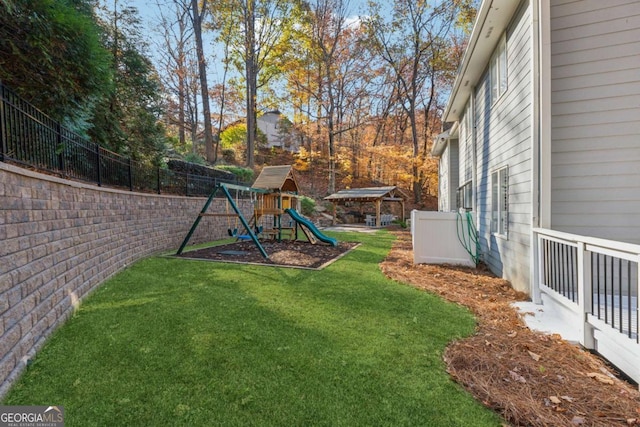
[432,0,640,383]
[257,110,299,152]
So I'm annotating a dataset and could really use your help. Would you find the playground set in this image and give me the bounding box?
[176,165,337,259]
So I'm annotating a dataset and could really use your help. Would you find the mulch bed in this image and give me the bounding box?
[380,230,640,427]
[177,240,358,269]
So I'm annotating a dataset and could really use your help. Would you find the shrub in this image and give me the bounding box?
[392,218,408,229]
[183,152,206,165]
[221,148,236,163]
[300,196,316,216]
[217,165,254,183]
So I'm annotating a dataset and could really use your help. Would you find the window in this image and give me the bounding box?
[490,35,507,103]
[457,181,473,211]
[463,102,473,183]
[491,167,508,235]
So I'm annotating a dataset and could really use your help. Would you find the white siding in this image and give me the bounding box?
[550,0,640,243]
[459,104,473,187]
[437,139,460,212]
[475,0,533,292]
[449,139,460,211]
[438,145,450,211]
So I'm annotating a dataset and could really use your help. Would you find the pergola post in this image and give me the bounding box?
[332,202,337,225]
[375,199,381,227]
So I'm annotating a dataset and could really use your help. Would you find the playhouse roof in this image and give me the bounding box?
[252,165,299,193]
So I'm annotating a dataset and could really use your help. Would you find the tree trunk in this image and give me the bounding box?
[190,0,214,163]
[409,100,422,204]
[244,0,256,168]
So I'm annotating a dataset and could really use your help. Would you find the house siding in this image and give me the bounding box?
[459,104,473,188]
[474,0,533,292]
[438,144,450,211]
[449,139,460,211]
[437,139,461,212]
[550,0,640,243]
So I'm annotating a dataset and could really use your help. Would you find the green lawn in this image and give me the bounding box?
[3,231,502,426]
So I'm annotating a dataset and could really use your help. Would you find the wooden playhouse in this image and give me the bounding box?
[251,165,300,239]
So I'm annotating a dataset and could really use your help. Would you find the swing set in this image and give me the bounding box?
[176,165,338,260]
[176,182,270,258]
[225,189,243,237]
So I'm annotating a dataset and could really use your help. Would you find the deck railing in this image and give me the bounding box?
[533,228,639,345]
[533,228,640,384]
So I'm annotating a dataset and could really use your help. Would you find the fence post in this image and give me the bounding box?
[0,82,6,162]
[56,123,65,174]
[157,167,161,194]
[128,158,133,191]
[636,255,640,345]
[578,241,595,349]
[532,230,543,304]
[96,144,102,187]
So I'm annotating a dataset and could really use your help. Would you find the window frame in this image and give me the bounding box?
[491,167,509,237]
[490,34,508,104]
[457,181,473,211]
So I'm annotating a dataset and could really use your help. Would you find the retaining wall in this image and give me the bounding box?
[0,163,250,396]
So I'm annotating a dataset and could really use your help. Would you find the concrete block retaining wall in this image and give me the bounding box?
[0,163,251,397]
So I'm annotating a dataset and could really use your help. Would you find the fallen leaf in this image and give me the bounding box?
[549,396,562,404]
[507,331,517,338]
[587,372,614,385]
[528,351,541,361]
[509,370,526,383]
[626,419,637,425]
[571,416,585,425]
[561,395,574,402]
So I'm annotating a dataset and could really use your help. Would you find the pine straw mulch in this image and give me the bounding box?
[380,230,640,427]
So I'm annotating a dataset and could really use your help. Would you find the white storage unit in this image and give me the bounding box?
[411,210,476,267]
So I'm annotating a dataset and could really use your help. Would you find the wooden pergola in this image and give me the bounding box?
[324,186,405,227]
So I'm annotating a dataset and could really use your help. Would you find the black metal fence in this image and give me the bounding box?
[0,82,240,196]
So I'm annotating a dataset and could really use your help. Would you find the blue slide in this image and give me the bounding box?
[285,208,338,247]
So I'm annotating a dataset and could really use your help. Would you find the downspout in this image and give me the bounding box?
[531,0,541,303]
[471,90,478,231]
[531,0,551,303]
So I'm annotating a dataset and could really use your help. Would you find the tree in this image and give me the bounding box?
[209,5,237,164]
[0,0,111,125]
[211,0,294,168]
[156,0,193,149]
[189,0,216,162]
[365,0,462,203]
[92,0,166,161]
[309,0,352,194]
[283,0,375,194]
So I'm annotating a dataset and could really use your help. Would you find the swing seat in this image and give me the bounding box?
[228,228,238,237]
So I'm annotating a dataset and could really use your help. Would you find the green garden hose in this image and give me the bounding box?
[456,211,480,265]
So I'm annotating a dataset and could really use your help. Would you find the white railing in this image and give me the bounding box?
[533,228,640,383]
